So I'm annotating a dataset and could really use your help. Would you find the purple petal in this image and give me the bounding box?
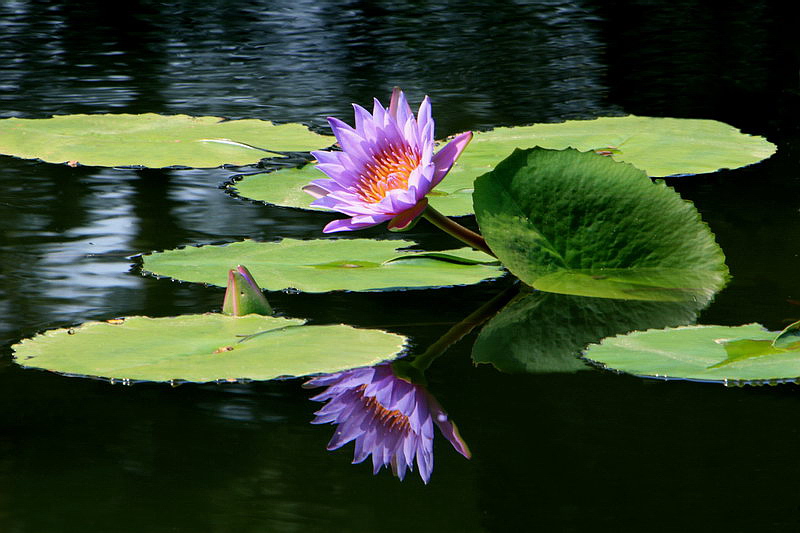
[322,217,379,233]
[311,150,343,166]
[429,396,471,459]
[330,123,372,165]
[327,116,358,141]
[405,162,436,199]
[430,131,473,187]
[416,96,432,139]
[388,87,402,120]
[417,448,433,484]
[393,91,413,132]
[314,163,352,183]
[371,97,387,127]
[352,103,377,140]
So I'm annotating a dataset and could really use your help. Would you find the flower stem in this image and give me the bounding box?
[421,205,495,257]
[408,282,520,374]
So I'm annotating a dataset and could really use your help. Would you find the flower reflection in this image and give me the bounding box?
[303,88,472,233]
[304,364,470,483]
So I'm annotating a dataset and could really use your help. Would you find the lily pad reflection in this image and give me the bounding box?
[472,288,710,374]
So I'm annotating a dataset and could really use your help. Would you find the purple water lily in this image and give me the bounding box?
[304,364,470,484]
[304,88,473,233]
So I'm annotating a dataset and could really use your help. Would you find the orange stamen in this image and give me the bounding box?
[356,144,420,203]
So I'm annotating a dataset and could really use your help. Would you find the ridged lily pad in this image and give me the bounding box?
[473,147,728,301]
[141,239,502,292]
[12,314,407,383]
[582,324,800,385]
[472,289,708,374]
[0,113,331,168]
[230,115,775,216]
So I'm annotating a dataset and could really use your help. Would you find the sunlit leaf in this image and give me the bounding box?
[230,115,775,216]
[473,147,728,301]
[12,314,406,383]
[141,238,502,293]
[450,115,776,180]
[472,288,706,373]
[0,113,331,168]
[582,324,800,385]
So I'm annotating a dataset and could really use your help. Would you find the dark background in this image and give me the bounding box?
[1,1,799,531]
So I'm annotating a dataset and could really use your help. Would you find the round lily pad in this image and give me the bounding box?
[12,314,407,383]
[583,324,800,385]
[140,238,502,293]
[451,115,776,180]
[0,113,332,168]
[472,147,728,301]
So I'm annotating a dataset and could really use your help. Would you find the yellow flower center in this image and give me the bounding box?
[357,145,420,203]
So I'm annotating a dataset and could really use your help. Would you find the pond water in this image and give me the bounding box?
[1,1,799,531]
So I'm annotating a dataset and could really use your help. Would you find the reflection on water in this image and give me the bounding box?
[0,0,612,127]
[472,287,712,373]
[305,363,470,484]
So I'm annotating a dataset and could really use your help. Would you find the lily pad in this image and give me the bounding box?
[582,323,800,385]
[472,147,728,301]
[472,289,707,374]
[0,113,331,168]
[452,115,776,179]
[229,115,775,216]
[141,238,502,293]
[12,314,407,383]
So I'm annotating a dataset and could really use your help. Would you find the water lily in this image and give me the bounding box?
[304,88,473,233]
[304,363,470,484]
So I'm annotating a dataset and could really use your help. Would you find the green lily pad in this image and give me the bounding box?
[472,289,707,374]
[12,314,407,383]
[141,238,503,293]
[0,113,331,168]
[232,165,331,211]
[452,115,776,180]
[472,147,728,301]
[582,324,800,385]
[230,115,775,216]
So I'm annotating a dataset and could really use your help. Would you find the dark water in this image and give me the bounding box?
[1,1,799,531]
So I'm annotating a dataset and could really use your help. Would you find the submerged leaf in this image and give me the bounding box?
[472,147,728,301]
[0,113,331,168]
[141,239,502,293]
[12,314,406,383]
[583,324,800,384]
